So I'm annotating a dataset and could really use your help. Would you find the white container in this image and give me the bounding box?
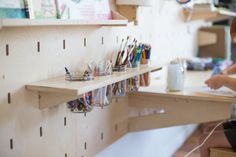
[167,63,185,92]
[116,0,154,6]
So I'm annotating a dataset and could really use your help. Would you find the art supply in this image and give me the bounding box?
[112,80,126,97]
[91,60,113,76]
[119,36,130,65]
[67,91,93,113]
[127,76,140,92]
[113,38,152,71]
[65,67,73,81]
[115,39,124,66]
[128,43,151,68]
[195,86,236,98]
[64,67,94,81]
[122,39,136,65]
[140,72,150,87]
[93,85,112,108]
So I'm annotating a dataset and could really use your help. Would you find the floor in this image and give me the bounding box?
[172,128,202,157]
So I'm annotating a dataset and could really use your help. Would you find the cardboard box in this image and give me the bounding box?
[198,26,231,60]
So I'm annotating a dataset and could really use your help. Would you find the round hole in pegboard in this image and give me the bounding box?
[2,75,5,79]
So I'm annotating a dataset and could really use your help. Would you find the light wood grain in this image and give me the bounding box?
[117,5,137,24]
[210,148,236,157]
[26,65,161,109]
[0,11,128,29]
[198,31,217,46]
[182,4,229,22]
[128,70,235,132]
[129,92,232,132]
[116,0,153,6]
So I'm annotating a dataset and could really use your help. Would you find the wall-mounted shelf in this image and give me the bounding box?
[116,0,153,6]
[116,0,153,25]
[0,11,128,29]
[182,4,230,22]
[25,65,161,109]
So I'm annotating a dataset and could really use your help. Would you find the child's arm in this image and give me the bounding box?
[222,64,236,75]
[205,75,236,91]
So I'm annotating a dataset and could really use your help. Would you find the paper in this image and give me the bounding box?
[30,0,57,18]
[196,86,236,98]
[69,0,112,20]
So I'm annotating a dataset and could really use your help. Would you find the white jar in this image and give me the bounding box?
[167,63,185,92]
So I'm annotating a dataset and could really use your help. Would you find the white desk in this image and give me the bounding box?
[128,70,236,132]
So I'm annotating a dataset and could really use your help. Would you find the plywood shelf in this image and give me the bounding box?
[116,0,153,6]
[0,11,128,29]
[0,19,128,28]
[26,65,161,109]
[182,4,230,22]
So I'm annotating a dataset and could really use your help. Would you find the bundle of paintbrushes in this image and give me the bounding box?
[113,37,152,71]
[113,36,137,71]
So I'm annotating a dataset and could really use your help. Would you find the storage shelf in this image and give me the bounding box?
[0,11,128,29]
[25,65,162,109]
[182,4,230,22]
[116,0,153,6]
[0,19,128,29]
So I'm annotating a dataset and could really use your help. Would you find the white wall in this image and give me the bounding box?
[96,125,198,157]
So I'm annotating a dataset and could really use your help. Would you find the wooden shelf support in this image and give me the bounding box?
[116,0,153,25]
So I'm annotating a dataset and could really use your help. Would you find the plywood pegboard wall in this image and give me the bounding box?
[0,0,210,157]
[0,23,137,157]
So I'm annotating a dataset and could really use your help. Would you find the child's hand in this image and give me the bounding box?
[205,75,227,90]
[220,69,228,75]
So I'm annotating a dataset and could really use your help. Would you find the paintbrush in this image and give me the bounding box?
[122,39,137,65]
[115,39,124,66]
[118,36,129,65]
